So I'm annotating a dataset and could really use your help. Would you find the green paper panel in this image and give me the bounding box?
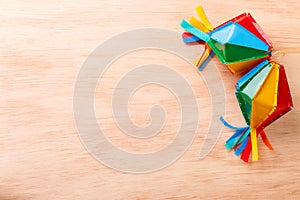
[208,40,226,63]
[224,44,267,62]
[209,40,268,63]
[235,62,272,126]
[235,91,252,125]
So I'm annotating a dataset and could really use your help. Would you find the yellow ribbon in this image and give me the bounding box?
[251,129,258,161]
[188,6,214,69]
[195,6,213,31]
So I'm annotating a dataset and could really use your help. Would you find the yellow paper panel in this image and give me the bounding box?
[251,62,280,128]
[226,58,264,74]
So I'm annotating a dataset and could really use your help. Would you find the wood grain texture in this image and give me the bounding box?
[0,0,299,199]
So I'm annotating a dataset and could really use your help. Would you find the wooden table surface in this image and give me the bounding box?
[1,0,299,199]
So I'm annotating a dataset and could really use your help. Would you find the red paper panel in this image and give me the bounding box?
[257,65,293,131]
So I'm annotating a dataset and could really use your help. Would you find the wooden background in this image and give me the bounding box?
[0,0,299,199]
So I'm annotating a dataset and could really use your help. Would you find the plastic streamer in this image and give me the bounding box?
[180,6,294,162]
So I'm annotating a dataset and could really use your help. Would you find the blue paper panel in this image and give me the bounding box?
[210,22,269,52]
[236,60,269,90]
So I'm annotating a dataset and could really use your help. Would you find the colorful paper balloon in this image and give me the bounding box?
[180,6,293,162]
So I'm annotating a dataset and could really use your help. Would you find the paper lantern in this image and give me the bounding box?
[181,6,293,162]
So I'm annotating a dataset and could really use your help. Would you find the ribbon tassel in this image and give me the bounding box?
[220,116,273,162]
